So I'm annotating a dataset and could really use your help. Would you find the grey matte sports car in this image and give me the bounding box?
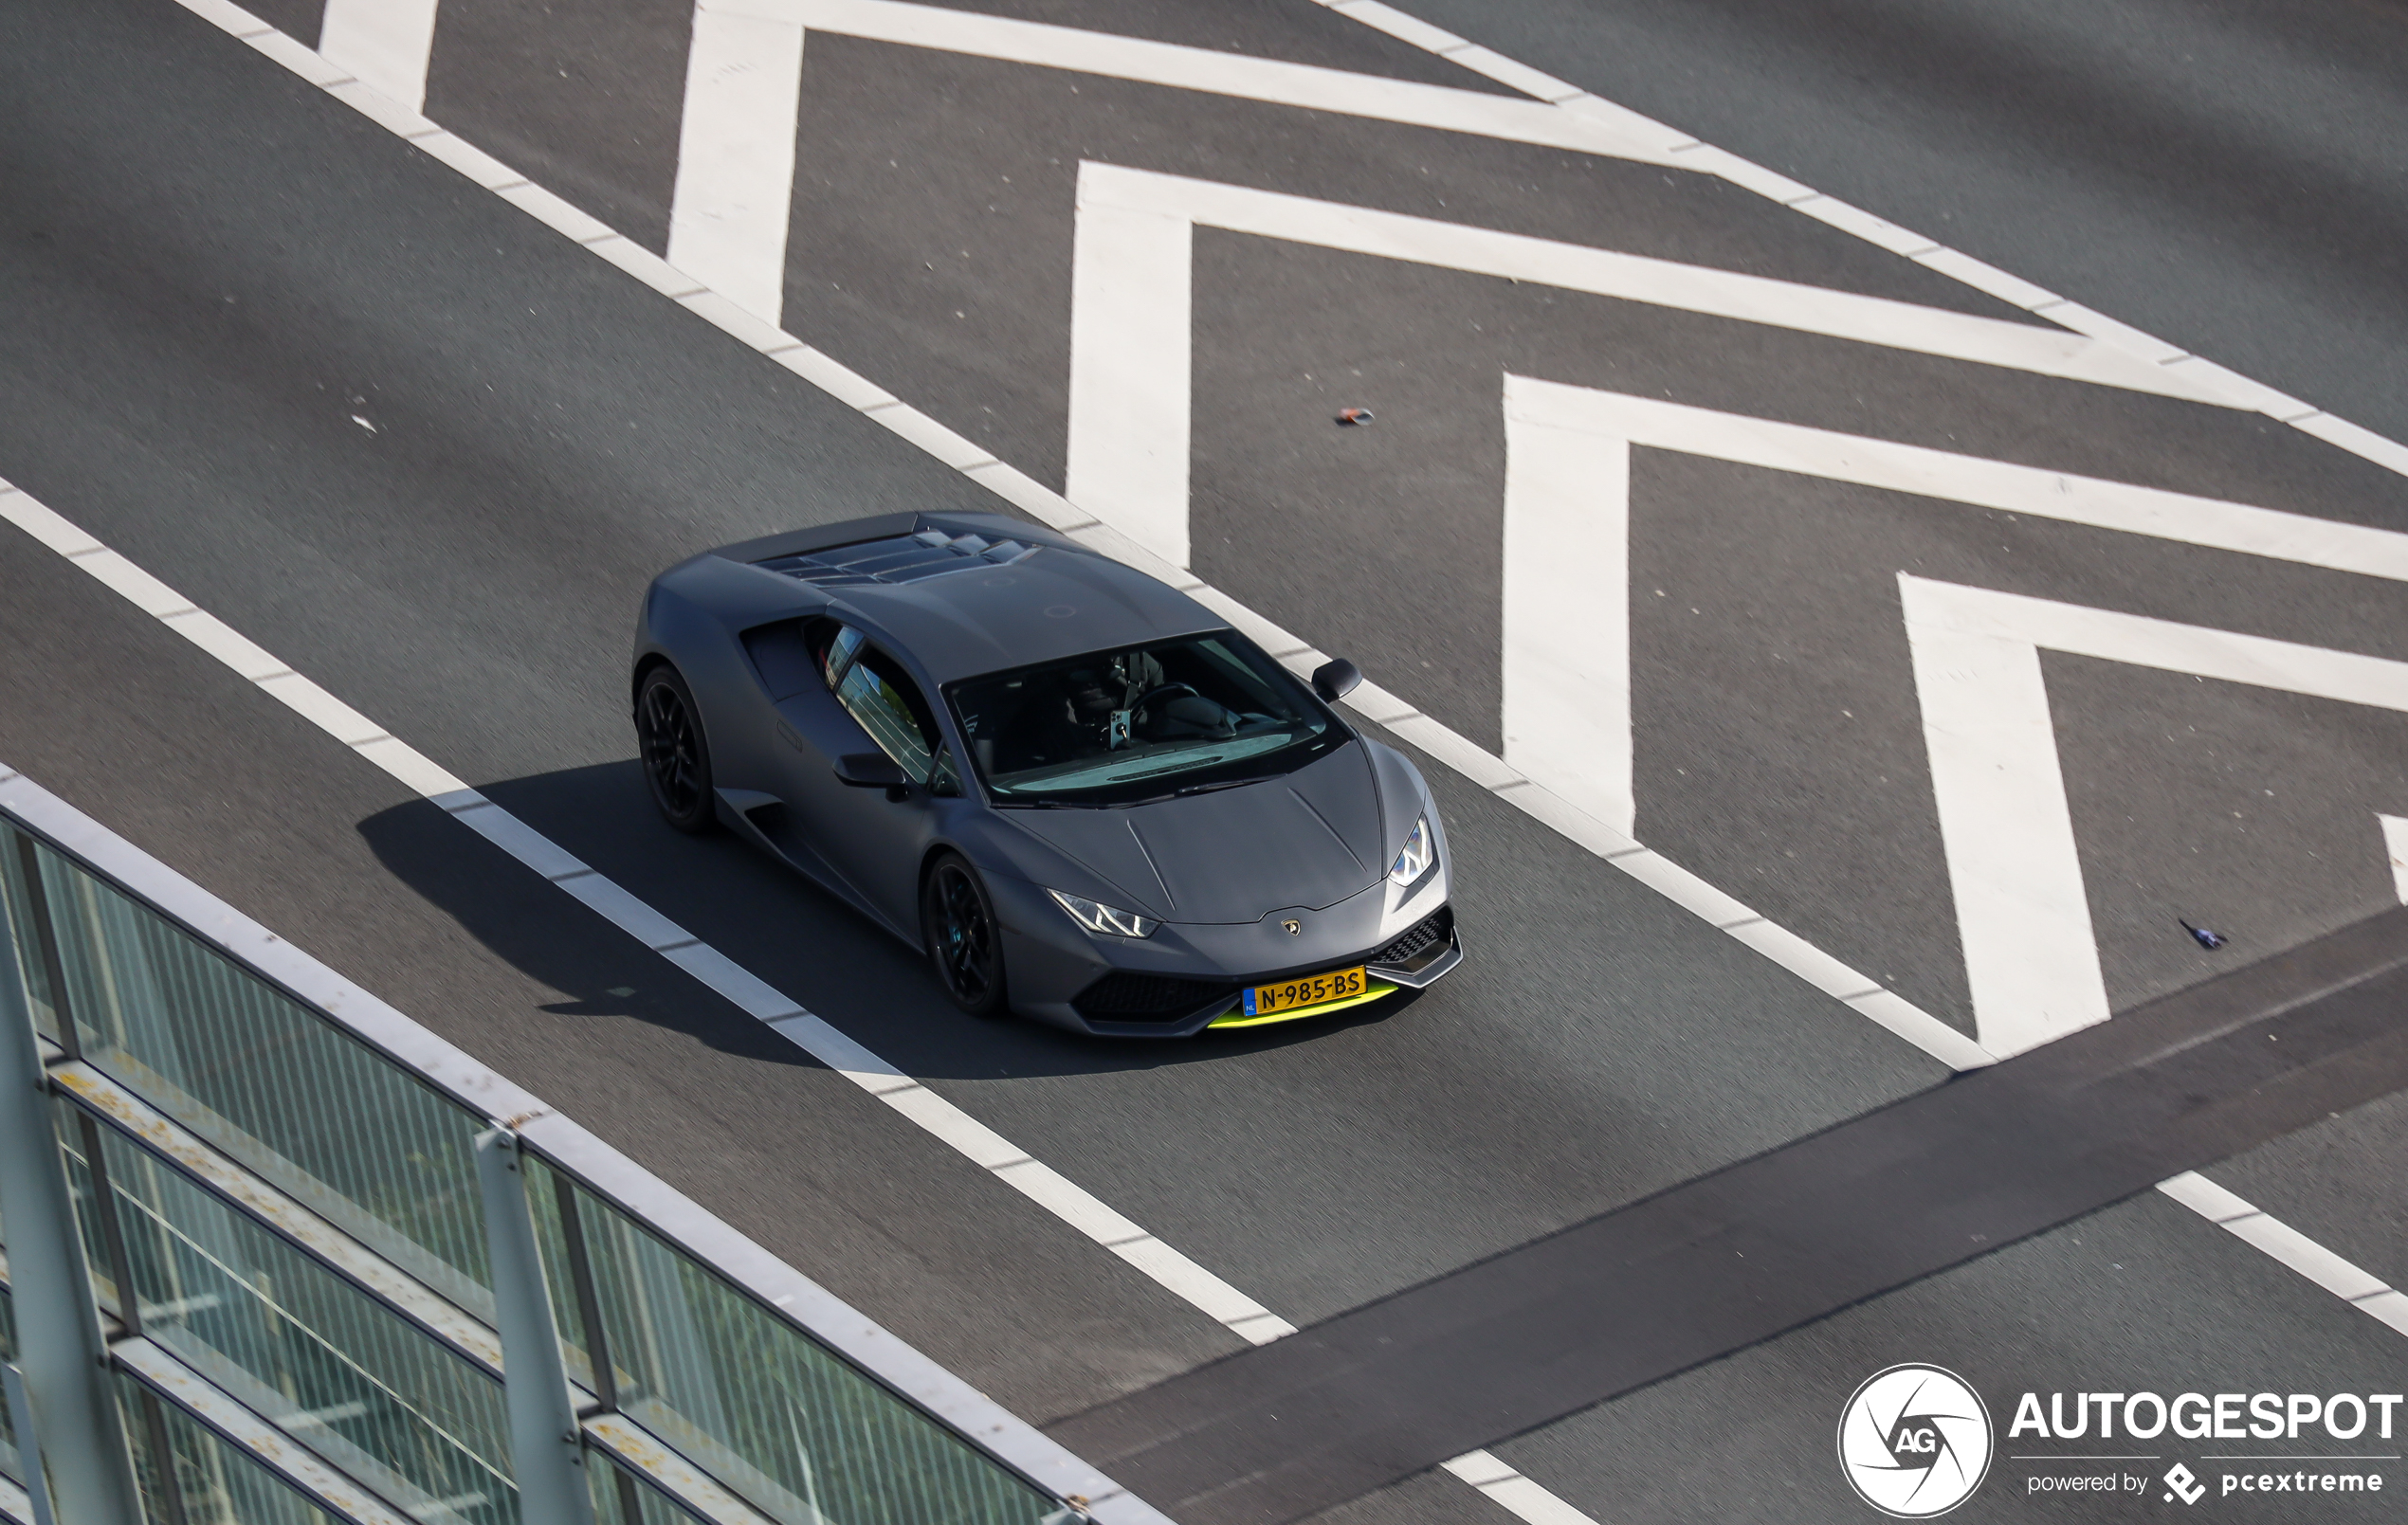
[630,511,1460,1035]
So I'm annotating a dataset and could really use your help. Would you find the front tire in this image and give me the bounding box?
[922,854,1008,1018]
[636,664,716,834]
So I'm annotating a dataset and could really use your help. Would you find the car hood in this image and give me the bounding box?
[998,744,1389,923]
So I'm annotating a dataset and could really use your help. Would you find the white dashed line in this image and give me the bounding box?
[2156,1174,2408,1337]
[1442,1451,1608,1525]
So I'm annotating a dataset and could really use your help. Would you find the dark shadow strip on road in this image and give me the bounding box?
[1045,907,2408,1524]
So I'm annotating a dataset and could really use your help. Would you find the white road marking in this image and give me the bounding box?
[1501,383,2408,583]
[668,5,808,324]
[1092,164,2218,400]
[1901,575,2408,1054]
[1306,0,2408,490]
[316,0,440,113]
[1896,584,2114,1056]
[666,0,1701,350]
[728,0,1679,156]
[1501,378,2408,1054]
[1500,405,1633,839]
[1065,161,2229,565]
[2382,814,2408,905]
[137,9,2408,1516]
[1064,181,1194,572]
[1311,0,1691,154]
[2155,1173,2408,1337]
[1441,1451,1606,1525]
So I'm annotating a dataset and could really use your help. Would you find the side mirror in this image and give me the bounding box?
[1311,658,1361,702]
[833,753,909,790]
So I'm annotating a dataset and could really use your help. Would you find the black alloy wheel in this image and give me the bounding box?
[923,853,1008,1018]
[636,665,716,834]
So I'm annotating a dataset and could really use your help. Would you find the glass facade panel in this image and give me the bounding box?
[574,1183,1055,1525]
[523,1155,595,1394]
[122,1373,342,1525]
[85,1117,519,1525]
[0,1283,20,1485]
[0,812,1077,1525]
[6,829,495,1316]
[589,1451,703,1525]
[56,1098,124,1314]
[0,835,64,1044]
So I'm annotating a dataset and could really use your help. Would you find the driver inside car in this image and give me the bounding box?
[997,649,1165,769]
[1087,650,1168,746]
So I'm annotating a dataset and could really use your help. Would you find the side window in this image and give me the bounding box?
[833,644,942,781]
[818,624,867,690]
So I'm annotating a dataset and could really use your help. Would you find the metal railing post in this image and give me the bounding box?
[0,867,143,1524]
[475,1125,597,1525]
[554,1183,650,1524]
[2,1360,61,1525]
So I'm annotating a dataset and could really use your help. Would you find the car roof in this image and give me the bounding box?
[711,512,1225,683]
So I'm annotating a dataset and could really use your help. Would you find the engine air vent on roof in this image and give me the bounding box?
[755,530,1038,586]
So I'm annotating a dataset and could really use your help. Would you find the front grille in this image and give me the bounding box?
[1369,906,1453,971]
[1073,972,1237,1025]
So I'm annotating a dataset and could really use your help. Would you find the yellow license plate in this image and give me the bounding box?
[1243,966,1367,1017]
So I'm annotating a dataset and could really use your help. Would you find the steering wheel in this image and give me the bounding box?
[1131,682,1199,711]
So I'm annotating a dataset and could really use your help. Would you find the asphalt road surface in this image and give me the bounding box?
[2,2,2404,1522]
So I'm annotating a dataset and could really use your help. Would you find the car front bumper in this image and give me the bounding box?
[988,869,1463,1037]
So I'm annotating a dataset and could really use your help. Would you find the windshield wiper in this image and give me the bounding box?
[1112,776,1272,806]
[1176,776,1267,796]
[996,775,1278,808]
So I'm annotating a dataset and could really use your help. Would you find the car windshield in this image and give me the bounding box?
[945,631,1346,806]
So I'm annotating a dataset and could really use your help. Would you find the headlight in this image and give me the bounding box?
[1388,814,1435,888]
[1048,888,1159,938]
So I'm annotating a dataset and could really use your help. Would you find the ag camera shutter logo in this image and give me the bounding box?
[1837,1364,1995,1516]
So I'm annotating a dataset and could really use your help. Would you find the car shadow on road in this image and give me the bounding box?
[356,759,1415,1081]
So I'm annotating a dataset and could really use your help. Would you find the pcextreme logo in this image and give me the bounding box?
[1838,1364,1997,1517]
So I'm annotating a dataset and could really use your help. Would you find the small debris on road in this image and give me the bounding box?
[2179,918,2227,950]
[1336,407,1374,426]
[350,414,377,433]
